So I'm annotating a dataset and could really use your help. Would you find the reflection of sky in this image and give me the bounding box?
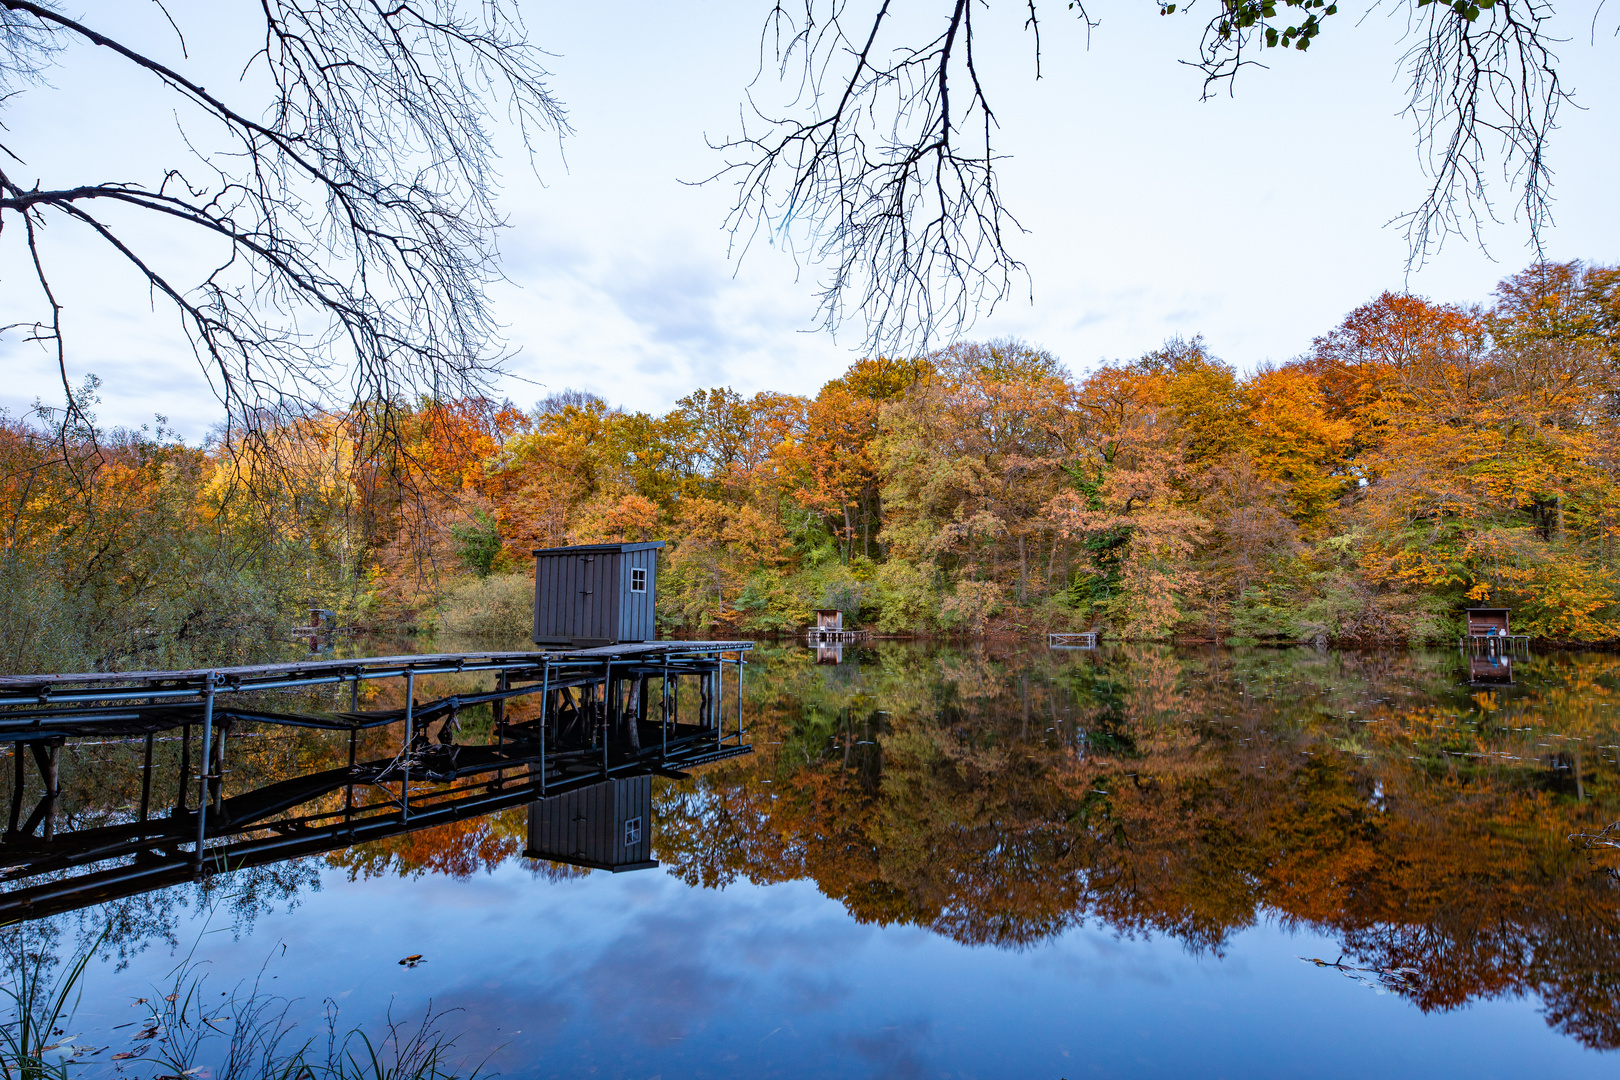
[59,861,1601,1078]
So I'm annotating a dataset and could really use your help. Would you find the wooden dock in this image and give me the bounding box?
[807,628,869,644]
[0,641,753,916]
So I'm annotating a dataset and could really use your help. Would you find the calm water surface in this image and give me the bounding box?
[8,642,1620,1078]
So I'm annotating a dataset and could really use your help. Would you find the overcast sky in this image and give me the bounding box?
[1,1,1616,438]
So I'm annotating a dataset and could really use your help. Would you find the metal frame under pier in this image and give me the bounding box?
[0,641,752,894]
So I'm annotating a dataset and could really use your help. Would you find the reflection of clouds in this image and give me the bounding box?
[845,1017,932,1080]
[576,907,742,1043]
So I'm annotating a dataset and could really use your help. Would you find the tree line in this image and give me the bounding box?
[1,258,1616,671]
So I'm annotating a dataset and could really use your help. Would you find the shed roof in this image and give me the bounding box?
[532,541,665,555]
[1465,607,1511,615]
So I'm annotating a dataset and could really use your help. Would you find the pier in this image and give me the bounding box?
[0,641,751,920]
[1048,631,1099,648]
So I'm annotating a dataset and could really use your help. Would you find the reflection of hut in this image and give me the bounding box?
[532,541,664,648]
[815,644,844,665]
[1469,654,1514,686]
[524,775,657,873]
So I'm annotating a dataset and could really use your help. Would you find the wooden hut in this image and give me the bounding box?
[1464,608,1512,638]
[1460,607,1529,654]
[532,541,663,648]
[815,608,844,630]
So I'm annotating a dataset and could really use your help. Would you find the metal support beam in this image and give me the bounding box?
[7,742,24,838]
[196,672,216,864]
[403,669,415,822]
[538,662,550,794]
[139,732,153,823]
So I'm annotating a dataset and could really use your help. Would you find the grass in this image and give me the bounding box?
[0,924,489,1080]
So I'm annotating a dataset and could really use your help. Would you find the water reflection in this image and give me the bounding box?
[5,641,1620,1060]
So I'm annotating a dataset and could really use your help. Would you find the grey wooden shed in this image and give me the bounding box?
[532,541,663,647]
[523,775,657,873]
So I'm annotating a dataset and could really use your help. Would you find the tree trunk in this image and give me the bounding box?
[1017,533,1027,604]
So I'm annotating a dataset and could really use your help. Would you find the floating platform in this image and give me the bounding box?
[0,641,753,919]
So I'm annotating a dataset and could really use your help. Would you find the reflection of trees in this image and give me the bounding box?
[657,643,1620,1048]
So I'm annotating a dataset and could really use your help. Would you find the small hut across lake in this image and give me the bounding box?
[1461,607,1530,653]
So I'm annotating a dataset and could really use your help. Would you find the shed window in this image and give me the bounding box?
[630,567,647,593]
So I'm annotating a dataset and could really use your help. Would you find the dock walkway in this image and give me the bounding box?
[0,641,754,916]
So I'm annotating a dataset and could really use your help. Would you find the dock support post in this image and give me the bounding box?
[403,669,415,822]
[661,662,669,757]
[494,670,508,744]
[176,724,190,813]
[6,743,23,838]
[346,727,356,818]
[538,661,549,795]
[602,661,612,776]
[139,732,154,824]
[196,671,215,865]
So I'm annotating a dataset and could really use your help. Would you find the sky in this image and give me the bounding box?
[1,1,1617,439]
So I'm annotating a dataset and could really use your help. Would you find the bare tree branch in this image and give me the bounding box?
[718,0,1577,354]
[0,0,567,476]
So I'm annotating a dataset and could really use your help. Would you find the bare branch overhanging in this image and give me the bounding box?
[0,0,568,461]
[716,0,1579,357]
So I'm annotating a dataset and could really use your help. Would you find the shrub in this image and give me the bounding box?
[439,572,533,641]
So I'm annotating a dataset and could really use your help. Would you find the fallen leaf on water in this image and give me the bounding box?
[165,994,178,1002]
[132,1026,159,1041]
[398,954,424,968]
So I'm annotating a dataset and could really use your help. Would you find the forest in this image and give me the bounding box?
[2,258,1617,673]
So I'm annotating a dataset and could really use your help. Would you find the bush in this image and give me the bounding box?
[872,559,941,634]
[439,572,533,641]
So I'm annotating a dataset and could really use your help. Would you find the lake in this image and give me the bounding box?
[4,641,1619,1078]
